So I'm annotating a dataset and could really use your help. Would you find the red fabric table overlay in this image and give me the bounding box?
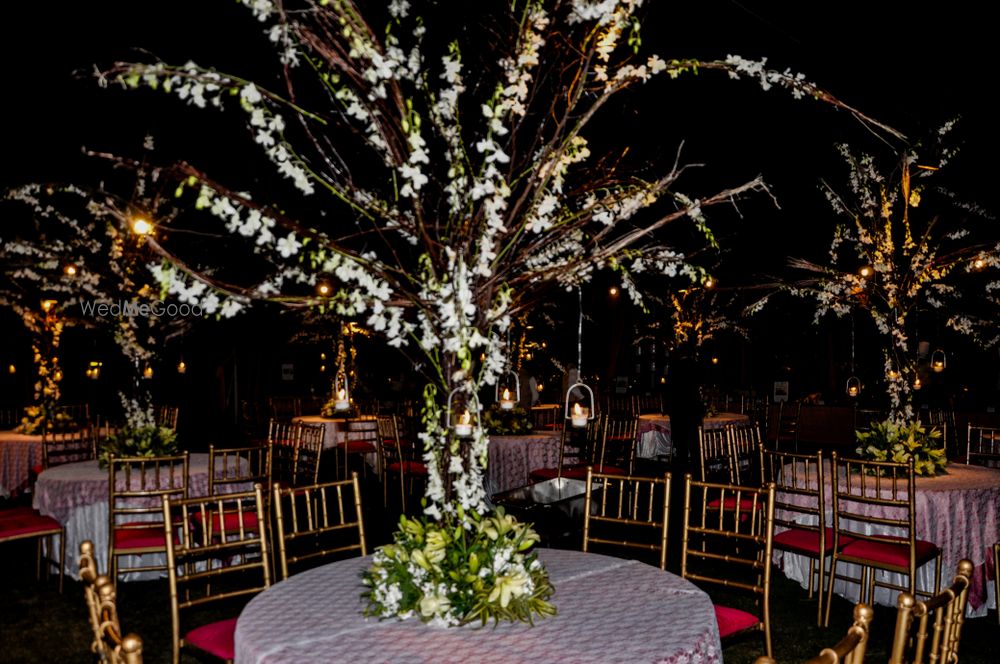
[775,462,1000,617]
[0,430,44,499]
[486,432,563,497]
[32,453,247,581]
[234,549,722,664]
[636,413,749,459]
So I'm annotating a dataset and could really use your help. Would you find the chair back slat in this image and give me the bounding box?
[42,428,96,468]
[207,444,269,496]
[79,540,144,664]
[728,423,765,486]
[698,426,732,482]
[967,424,1000,467]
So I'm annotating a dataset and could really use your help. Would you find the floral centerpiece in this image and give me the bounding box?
[856,419,947,476]
[98,396,178,468]
[482,403,533,435]
[363,509,554,626]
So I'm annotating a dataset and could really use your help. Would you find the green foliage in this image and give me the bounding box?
[15,405,78,434]
[855,419,947,476]
[482,403,533,435]
[99,424,178,467]
[362,509,556,626]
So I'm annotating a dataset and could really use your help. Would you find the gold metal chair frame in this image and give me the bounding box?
[42,427,96,468]
[888,559,972,664]
[0,507,65,592]
[156,405,179,432]
[582,467,670,569]
[598,416,638,475]
[966,424,1000,466]
[824,453,943,627]
[207,443,269,497]
[272,473,367,581]
[728,423,765,486]
[764,449,829,625]
[267,420,324,487]
[682,475,776,658]
[107,452,190,583]
[162,484,271,664]
[697,426,732,483]
[754,603,873,664]
[378,414,425,513]
[79,540,144,664]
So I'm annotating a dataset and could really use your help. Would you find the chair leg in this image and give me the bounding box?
[36,538,42,580]
[58,529,66,593]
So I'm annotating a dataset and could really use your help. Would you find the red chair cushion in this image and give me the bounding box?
[113,525,168,550]
[0,512,62,540]
[31,463,45,475]
[0,506,41,520]
[529,466,586,481]
[714,604,760,638]
[387,461,428,475]
[185,617,237,660]
[840,535,940,568]
[773,527,850,555]
[192,509,259,533]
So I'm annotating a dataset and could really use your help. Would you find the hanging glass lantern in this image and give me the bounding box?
[846,376,861,398]
[564,381,595,428]
[86,361,102,380]
[913,375,923,390]
[447,388,479,438]
[931,349,946,373]
[496,370,519,410]
[333,370,351,411]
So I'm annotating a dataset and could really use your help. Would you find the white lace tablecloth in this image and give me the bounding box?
[32,453,218,580]
[235,549,721,664]
[486,432,563,497]
[776,462,1000,617]
[0,430,43,498]
[636,413,749,459]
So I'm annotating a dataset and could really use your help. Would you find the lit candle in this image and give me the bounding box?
[571,402,589,428]
[848,385,858,397]
[500,387,514,410]
[454,410,473,437]
[334,388,350,411]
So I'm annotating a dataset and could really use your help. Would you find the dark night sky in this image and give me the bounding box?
[2,1,995,404]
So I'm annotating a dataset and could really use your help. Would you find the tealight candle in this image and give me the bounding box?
[334,389,350,411]
[500,388,514,410]
[454,410,473,437]
[570,402,589,428]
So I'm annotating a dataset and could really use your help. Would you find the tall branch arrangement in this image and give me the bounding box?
[80,0,902,624]
[783,140,999,420]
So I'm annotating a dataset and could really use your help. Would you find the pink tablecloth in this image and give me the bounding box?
[486,432,563,496]
[32,453,216,580]
[234,549,721,664]
[636,413,749,458]
[776,463,1000,617]
[0,430,44,498]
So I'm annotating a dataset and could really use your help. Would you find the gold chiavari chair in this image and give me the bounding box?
[79,541,144,664]
[599,417,638,475]
[582,468,670,569]
[764,449,834,625]
[107,452,189,583]
[0,504,65,592]
[206,443,270,532]
[267,396,300,421]
[339,418,378,480]
[754,603,873,664]
[888,559,972,664]
[682,475,776,658]
[697,426,732,483]
[728,423,765,486]
[155,405,179,432]
[966,424,1000,466]
[54,403,92,427]
[635,393,664,415]
[162,484,271,664]
[272,474,367,581]
[0,406,24,429]
[824,453,942,627]
[770,401,801,452]
[296,422,325,484]
[42,427,96,468]
[378,415,426,513]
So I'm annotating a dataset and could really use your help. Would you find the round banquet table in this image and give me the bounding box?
[32,453,218,581]
[636,413,750,459]
[234,548,722,664]
[777,462,1000,617]
[486,431,563,496]
[0,429,43,499]
[293,415,380,450]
